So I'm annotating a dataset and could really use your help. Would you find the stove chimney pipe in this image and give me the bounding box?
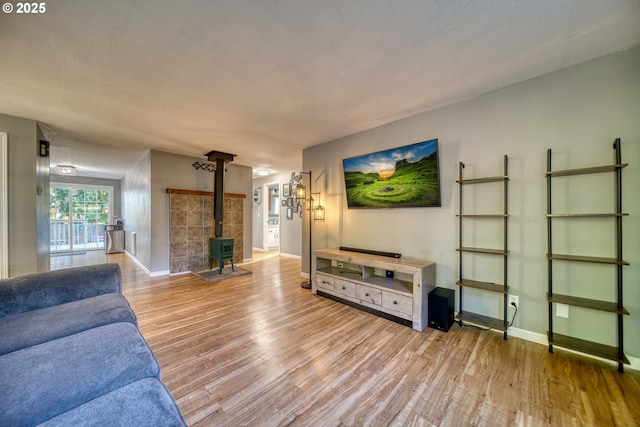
[205,150,236,238]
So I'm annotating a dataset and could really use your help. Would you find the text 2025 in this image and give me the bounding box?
[16,2,46,13]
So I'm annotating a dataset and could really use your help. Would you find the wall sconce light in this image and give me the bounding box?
[39,140,49,157]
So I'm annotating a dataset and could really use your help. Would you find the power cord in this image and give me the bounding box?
[508,301,518,327]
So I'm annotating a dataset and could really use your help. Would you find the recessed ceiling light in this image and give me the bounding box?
[54,165,78,176]
[256,169,270,176]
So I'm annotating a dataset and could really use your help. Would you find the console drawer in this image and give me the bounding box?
[316,274,334,291]
[334,278,356,298]
[382,291,413,316]
[356,284,382,306]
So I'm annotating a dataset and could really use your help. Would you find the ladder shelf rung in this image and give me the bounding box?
[458,311,508,331]
[547,293,629,314]
[457,279,508,293]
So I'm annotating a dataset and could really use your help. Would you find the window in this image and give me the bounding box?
[50,184,113,252]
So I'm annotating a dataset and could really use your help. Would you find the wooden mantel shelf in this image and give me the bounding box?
[166,188,246,198]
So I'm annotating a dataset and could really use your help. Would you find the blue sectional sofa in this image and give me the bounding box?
[0,263,187,427]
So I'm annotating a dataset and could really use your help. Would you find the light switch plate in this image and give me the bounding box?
[556,303,569,318]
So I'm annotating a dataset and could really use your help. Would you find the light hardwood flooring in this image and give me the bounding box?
[51,251,640,426]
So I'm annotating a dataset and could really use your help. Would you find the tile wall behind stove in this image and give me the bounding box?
[169,192,244,274]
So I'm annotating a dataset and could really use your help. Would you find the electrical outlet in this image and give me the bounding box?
[508,295,519,308]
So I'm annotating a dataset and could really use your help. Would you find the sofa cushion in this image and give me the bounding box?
[37,378,186,427]
[0,263,122,318]
[0,293,137,356]
[0,322,160,427]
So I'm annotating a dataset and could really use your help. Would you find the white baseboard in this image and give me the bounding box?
[124,251,150,276]
[278,252,301,260]
[507,326,547,345]
[455,313,638,371]
[169,271,191,277]
[507,325,639,372]
[125,250,170,277]
[150,269,170,277]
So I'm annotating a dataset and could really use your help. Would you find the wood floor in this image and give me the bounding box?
[52,251,640,426]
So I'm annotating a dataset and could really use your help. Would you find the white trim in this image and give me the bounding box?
[508,327,639,371]
[150,269,170,277]
[278,252,301,260]
[125,249,170,277]
[507,326,548,345]
[0,133,8,278]
[125,250,150,275]
[472,324,639,372]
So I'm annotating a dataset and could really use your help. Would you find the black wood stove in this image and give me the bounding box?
[205,150,236,274]
[209,238,234,273]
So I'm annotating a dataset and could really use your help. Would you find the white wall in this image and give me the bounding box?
[0,113,50,276]
[122,151,152,270]
[304,47,640,358]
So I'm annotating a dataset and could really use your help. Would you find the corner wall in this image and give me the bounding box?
[122,151,152,270]
[0,113,49,276]
[303,47,640,358]
[123,150,253,275]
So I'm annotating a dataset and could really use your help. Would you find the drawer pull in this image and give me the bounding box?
[365,293,370,297]
[342,286,346,290]
[393,300,398,305]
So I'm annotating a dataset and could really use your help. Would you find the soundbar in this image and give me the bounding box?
[339,246,401,258]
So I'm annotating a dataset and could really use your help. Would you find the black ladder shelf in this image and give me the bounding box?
[456,155,509,340]
[546,138,629,372]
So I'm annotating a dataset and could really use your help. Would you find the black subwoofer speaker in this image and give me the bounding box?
[428,287,455,332]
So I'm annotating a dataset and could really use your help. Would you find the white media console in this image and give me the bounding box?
[312,248,436,331]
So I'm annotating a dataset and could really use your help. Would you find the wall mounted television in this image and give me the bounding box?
[342,138,441,208]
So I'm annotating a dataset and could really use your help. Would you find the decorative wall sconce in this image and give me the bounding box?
[192,161,216,172]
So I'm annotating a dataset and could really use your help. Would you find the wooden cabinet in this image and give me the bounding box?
[456,155,510,339]
[312,248,435,331]
[546,139,629,372]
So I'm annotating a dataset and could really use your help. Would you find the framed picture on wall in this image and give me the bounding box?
[283,183,291,197]
[286,197,294,207]
[286,207,293,219]
[281,199,287,206]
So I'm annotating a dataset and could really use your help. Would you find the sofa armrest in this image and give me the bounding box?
[0,263,122,318]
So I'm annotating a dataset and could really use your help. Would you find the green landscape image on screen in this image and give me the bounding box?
[343,139,440,208]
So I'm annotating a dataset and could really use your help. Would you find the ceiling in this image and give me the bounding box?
[1,1,639,180]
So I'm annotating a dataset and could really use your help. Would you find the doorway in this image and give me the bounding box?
[49,184,113,253]
[263,182,280,254]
